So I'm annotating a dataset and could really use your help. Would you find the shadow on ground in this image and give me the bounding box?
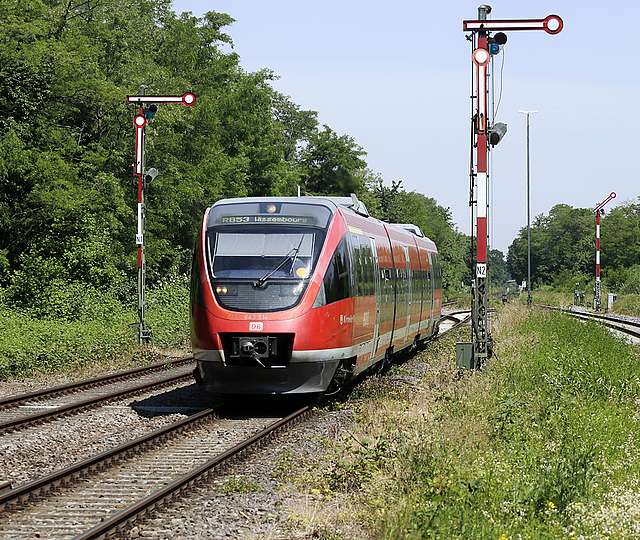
[129,382,316,420]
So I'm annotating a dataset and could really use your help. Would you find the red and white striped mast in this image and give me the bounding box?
[463,6,563,367]
[593,191,616,311]
[126,89,197,344]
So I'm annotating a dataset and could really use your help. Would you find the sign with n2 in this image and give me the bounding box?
[476,263,487,278]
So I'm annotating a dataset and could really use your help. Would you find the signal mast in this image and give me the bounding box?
[593,192,616,311]
[126,88,196,344]
[462,5,563,368]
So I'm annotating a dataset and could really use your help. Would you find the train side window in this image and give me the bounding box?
[352,234,362,297]
[323,238,351,305]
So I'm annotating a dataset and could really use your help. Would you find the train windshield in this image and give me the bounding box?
[211,230,319,280]
[205,202,332,312]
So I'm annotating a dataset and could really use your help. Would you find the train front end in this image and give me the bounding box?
[190,198,350,394]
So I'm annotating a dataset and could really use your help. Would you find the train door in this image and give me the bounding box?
[403,246,412,345]
[368,237,382,364]
[426,252,434,333]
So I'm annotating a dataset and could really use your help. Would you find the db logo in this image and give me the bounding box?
[249,322,263,332]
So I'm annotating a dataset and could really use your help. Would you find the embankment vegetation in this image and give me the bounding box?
[310,306,640,538]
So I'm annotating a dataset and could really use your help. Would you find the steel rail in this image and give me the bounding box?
[0,356,194,410]
[74,406,312,540]
[538,305,640,339]
[0,369,192,434]
[567,310,640,328]
[0,408,217,511]
[446,312,472,331]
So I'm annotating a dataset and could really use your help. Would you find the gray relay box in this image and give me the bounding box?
[456,342,475,370]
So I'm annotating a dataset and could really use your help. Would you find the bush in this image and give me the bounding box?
[0,277,190,380]
[620,264,640,294]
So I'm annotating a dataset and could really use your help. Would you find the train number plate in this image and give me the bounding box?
[249,322,263,332]
[476,263,487,278]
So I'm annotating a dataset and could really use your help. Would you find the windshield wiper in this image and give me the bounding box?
[253,235,305,289]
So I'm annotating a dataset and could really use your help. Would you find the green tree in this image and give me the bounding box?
[488,249,509,287]
[507,201,639,291]
[299,126,367,195]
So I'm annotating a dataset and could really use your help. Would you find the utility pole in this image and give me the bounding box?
[593,192,616,311]
[519,110,537,306]
[461,7,563,369]
[126,90,197,344]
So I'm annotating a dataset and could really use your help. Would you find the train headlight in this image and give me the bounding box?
[215,284,237,296]
[295,267,310,279]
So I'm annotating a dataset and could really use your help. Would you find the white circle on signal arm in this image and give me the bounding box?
[473,48,490,65]
[183,93,195,104]
[547,17,560,31]
[134,115,146,127]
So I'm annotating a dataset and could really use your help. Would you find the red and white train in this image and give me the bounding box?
[190,195,442,394]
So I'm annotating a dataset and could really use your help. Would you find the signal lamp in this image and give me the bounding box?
[182,92,196,106]
[488,122,508,146]
[489,42,500,55]
[472,48,490,65]
[143,167,158,185]
[493,32,508,45]
[144,104,158,121]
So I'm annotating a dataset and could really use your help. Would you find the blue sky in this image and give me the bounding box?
[171,0,638,252]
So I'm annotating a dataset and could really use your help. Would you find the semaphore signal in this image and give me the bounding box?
[460,5,563,370]
[594,192,616,311]
[126,87,197,345]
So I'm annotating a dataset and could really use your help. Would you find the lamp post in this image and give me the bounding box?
[519,110,537,306]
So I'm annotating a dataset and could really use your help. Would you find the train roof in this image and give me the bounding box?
[211,194,436,248]
[212,194,370,216]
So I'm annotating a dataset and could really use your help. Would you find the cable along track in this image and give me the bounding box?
[0,359,194,434]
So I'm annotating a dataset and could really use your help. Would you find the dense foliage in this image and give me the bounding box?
[0,0,468,323]
[0,1,473,378]
[507,201,640,292]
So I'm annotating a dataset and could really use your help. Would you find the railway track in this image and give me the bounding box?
[0,358,194,434]
[539,305,640,339]
[0,406,310,539]
[0,313,470,538]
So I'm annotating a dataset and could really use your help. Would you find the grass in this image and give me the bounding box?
[220,475,262,494]
[0,276,190,380]
[309,305,640,539]
[529,290,574,307]
[613,294,640,316]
